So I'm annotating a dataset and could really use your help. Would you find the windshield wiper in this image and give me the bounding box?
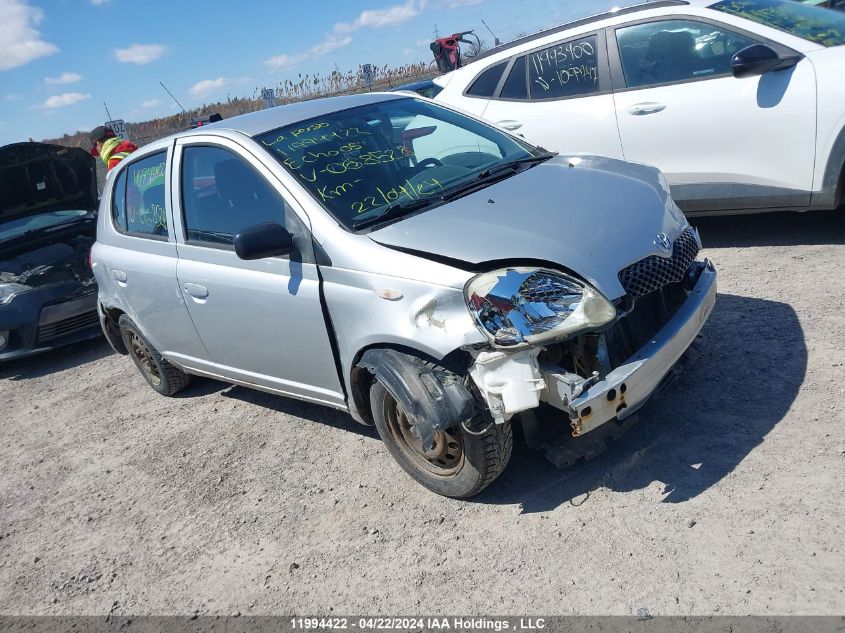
[441,152,556,202]
[352,198,438,230]
[475,153,555,180]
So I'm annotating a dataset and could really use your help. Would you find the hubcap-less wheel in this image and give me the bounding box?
[128,330,161,387]
[382,392,464,477]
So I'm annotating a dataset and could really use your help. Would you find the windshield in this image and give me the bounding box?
[255,97,543,230]
[711,0,845,46]
[0,210,89,242]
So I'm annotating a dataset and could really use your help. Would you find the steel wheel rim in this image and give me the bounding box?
[383,392,464,477]
[128,331,161,387]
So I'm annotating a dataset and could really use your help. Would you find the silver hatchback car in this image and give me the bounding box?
[92,93,716,498]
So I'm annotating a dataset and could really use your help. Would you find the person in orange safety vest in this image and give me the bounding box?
[89,126,138,172]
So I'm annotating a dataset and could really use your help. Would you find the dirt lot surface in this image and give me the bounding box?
[1,211,844,616]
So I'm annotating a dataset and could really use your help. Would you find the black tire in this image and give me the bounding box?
[118,315,191,396]
[369,380,512,498]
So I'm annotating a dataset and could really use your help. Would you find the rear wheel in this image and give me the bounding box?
[118,315,191,396]
[370,381,512,498]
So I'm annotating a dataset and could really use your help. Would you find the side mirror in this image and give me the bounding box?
[732,44,801,79]
[233,222,293,260]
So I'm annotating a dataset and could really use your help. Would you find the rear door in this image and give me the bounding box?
[103,148,209,362]
[171,136,344,406]
[608,16,817,212]
[480,31,624,159]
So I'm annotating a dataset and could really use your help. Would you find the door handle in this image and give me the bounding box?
[183,283,209,299]
[111,270,127,283]
[627,102,667,116]
[498,120,523,131]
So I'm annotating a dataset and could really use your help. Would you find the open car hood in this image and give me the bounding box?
[0,142,98,223]
[368,156,686,300]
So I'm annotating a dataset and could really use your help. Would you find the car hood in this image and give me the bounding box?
[0,142,98,223]
[369,155,687,300]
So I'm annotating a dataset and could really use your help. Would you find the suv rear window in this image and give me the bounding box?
[466,60,508,97]
[711,0,845,46]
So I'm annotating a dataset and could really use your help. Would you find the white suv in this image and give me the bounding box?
[434,0,845,215]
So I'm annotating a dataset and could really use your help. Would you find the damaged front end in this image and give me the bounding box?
[462,228,717,465]
[0,225,99,360]
[354,225,716,469]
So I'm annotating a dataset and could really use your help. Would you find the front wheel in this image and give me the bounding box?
[370,381,512,498]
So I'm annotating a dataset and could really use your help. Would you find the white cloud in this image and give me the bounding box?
[188,77,249,99]
[264,33,352,73]
[334,0,426,34]
[40,92,91,109]
[45,71,82,85]
[141,98,160,108]
[113,43,165,64]
[4,93,22,101]
[310,34,353,57]
[264,53,308,72]
[0,0,59,71]
[90,0,110,4]
[264,1,426,74]
[439,0,482,7]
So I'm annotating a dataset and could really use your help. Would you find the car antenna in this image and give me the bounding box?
[159,81,195,126]
[481,19,500,47]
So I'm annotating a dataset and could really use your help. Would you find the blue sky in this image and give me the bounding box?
[0,0,638,145]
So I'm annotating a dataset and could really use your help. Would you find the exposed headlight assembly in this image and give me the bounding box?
[464,267,617,348]
[0,283,32,305]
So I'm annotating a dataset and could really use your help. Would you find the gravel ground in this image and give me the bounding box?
[1,210,843,616]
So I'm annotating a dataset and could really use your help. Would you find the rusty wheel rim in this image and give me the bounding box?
[383,392,464,477]
[128,331,161,387]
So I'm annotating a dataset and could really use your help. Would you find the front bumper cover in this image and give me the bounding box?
[0,282,100,362]
[542,261,717,435]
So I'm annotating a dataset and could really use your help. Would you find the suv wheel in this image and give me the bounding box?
[369,381,512,498]
[118,315,192,396]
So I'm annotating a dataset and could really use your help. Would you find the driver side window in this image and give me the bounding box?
[180,145,311,260]
[616,19,756,89]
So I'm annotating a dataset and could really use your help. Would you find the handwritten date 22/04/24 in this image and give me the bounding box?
[351,177,444,214]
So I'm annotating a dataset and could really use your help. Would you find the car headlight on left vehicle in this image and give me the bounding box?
[0,283,32,305]
[464,267,617,348]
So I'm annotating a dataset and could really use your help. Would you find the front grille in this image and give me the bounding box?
[36,310,99,343]
[618,227,699,299]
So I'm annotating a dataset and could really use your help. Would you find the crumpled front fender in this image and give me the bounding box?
[358,348,476,450]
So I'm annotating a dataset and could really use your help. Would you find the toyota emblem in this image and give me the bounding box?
[655,232,672,253]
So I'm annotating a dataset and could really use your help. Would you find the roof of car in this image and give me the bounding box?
[470,0,700,64]
[179,92,404,139]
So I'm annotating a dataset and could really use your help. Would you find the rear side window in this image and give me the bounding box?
[112,152,168,238]
[111,169,126,230]
[466,60,508,97]
[528,34,601,100]
[500,56,528,100]
[180,145,305,249]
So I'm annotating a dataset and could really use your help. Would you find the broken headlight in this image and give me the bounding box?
[465,268,616,348]
[0,283,32,305]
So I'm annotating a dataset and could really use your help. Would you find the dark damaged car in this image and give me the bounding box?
[0,143,100,361]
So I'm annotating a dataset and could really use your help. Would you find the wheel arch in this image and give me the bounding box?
[818,124,845,210]
[347,342,473,430]
[98,303,128,355]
